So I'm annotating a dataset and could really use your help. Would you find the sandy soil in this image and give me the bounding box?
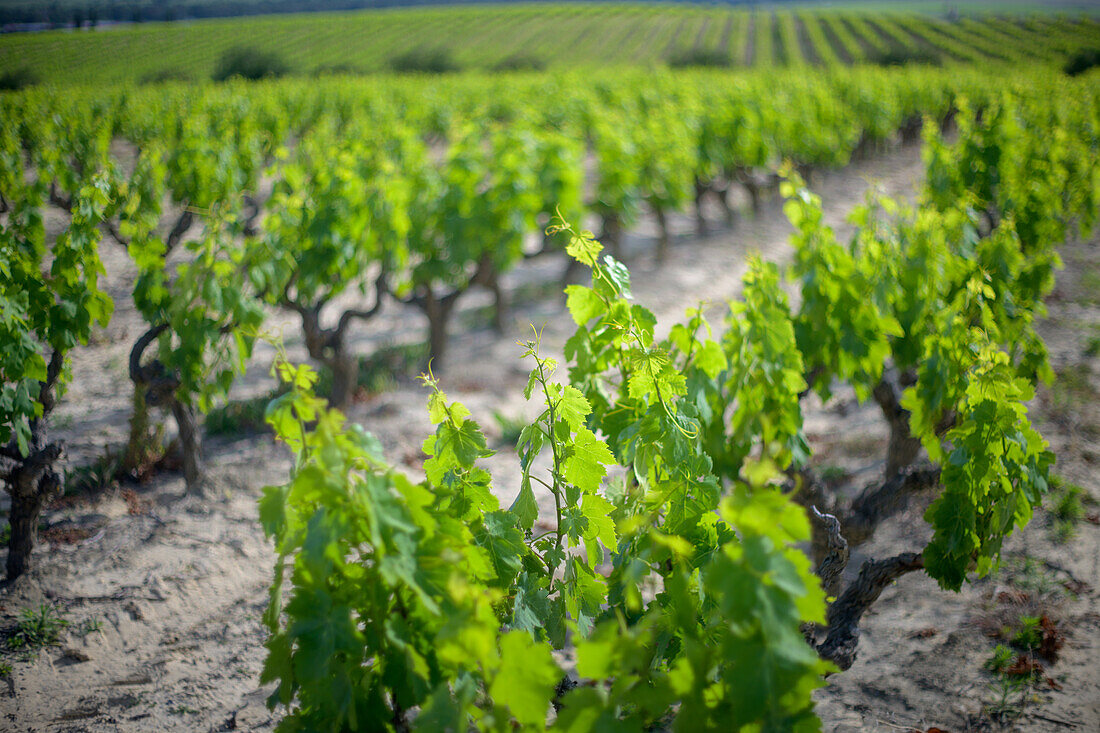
[1,137,1097,732]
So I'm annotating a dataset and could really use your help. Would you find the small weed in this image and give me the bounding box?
[492,411,527,447]
[818,464,850,485]
[8,604,69,651]
[1059,362,1093,390]
[1010,616,1044,651]
[1051,519,1076,544]
[1080,268,1100,304]
[981,640,1051,724]
[76,618,102,637]
[1047,363,1094,420]
[983,671,1029,722]
[52,412,74,430]
[998,555,1063,598]
[986,611,1064,663]
[357,342,425,393]
[63,450,123,496]
[1046,475,1093,543]
[0,524,9,545]
[1085,325,1100,357]
[984,643,1015,674]
[0,662,11,678]
[169,704,200,715]
[119,692,145,709]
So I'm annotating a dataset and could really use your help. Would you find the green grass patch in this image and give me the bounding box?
[7,604,69,652]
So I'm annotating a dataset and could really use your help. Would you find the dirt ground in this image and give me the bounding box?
[1,137,1097,732]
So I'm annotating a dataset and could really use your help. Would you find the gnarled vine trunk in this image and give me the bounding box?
[287,271,387,409]
[417,287,461,372]
[717,182,736,227]
[170,400,205,494]
[693,179,708,236]
[475,254,508,333]
[129,324,206,496]
[2,444,63,579]
[2,350,65,579]
[652,203,670,262]
[300,307,358,410]
[599,212,623,260]
[817,552,925,671]
[872,373,922,478]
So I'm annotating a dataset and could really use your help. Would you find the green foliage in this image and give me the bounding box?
[1,7,1097,85]
[0,66,38,91]
[777,83,1100,590]
[1,53,1093,730]
[1064,48,1100,76]
[121,116,267,417]
[921,349,1053,590]
[785,173,898,402]
[260,235,831,730]
[212,45,290,81]
[0,153,113,454]
[139,67,194,85]
[869,48,942,67]
[311,63,366,77]
[701,257,809,477]
[491,53,546,73]
[667,48,732,69]
[389,48,461,74]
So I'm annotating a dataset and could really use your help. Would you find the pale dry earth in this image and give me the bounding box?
[1,136,1097,732]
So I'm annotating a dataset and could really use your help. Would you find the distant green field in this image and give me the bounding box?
[1,2,1097,85]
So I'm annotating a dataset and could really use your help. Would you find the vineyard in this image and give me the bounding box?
[2,4,1100,730]
[1,3,1099,84]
